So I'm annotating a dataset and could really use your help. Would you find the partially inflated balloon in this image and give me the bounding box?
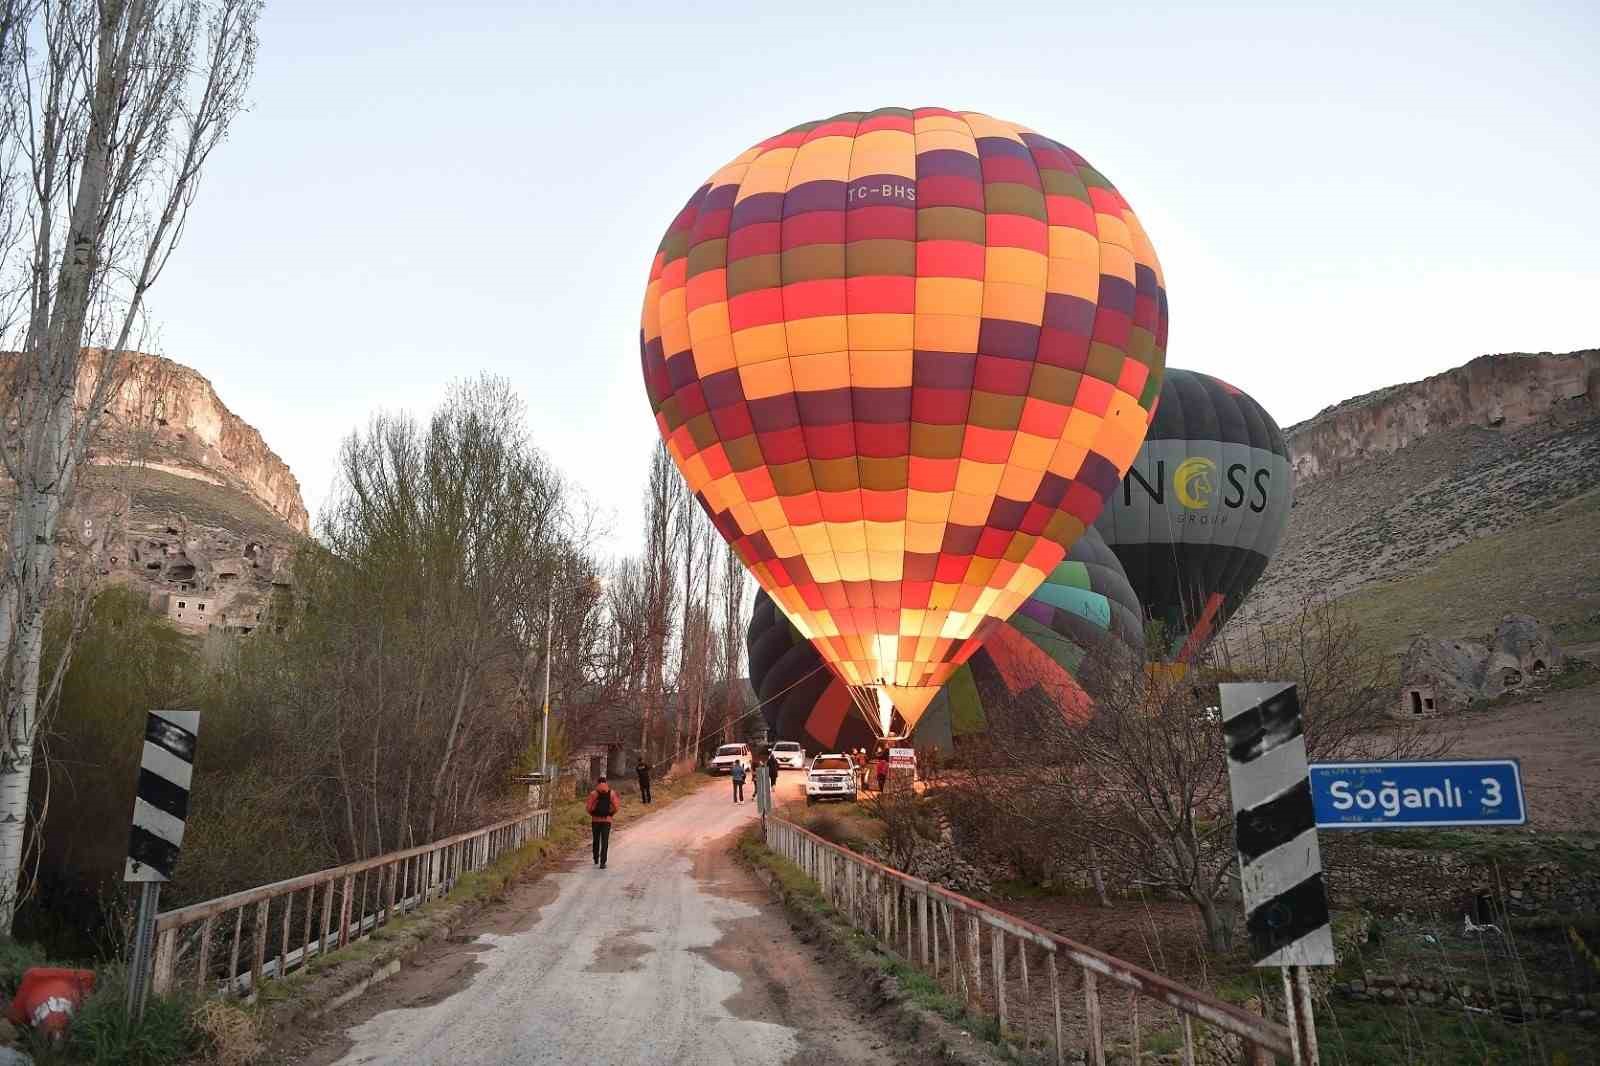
[747,527,1145,753]
[1093,369,1293,659]
[642,108,1167,731]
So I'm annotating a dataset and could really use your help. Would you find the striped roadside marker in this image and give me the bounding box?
[125,710,200,882]
[1220,683,1334,967]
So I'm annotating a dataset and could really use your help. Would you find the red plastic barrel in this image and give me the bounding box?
[6,967,95,1036]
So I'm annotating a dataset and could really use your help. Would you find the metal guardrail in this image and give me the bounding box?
[149,807,553,999]
[764,816,1294,1066]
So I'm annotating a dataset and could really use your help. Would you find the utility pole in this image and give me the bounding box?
[540,590,554,793]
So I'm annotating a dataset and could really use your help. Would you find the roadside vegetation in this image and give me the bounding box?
[4,372,751,1054]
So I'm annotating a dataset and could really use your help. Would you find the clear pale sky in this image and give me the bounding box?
[154,0,1598,555]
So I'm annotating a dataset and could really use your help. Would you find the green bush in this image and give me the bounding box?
[55,966,199,1066]
[0,938,51,995]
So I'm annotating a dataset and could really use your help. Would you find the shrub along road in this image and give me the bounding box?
[307,773,906,1065]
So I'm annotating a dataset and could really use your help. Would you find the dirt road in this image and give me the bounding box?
[313,774,904,1066]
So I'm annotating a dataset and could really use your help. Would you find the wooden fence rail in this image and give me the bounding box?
[147,807,553,1000]
[763,816,1294,1066]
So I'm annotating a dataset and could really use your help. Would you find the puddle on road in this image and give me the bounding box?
[689,826,895,1066]
[586,923,654,973]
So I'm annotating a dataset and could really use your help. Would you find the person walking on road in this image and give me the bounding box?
[766,748,781,787]
[731,758,747,803]
[586,776,620,869]
[635,756,652,804]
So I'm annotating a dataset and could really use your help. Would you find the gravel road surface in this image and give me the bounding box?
[317,774,900,1065]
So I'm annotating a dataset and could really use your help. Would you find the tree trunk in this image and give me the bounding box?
[427,666,473,840]
[0,398,77,929]
[1194,893,1229,952]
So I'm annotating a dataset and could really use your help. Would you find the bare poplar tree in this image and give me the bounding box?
[0,0,260,931]
[638,442,679,757]
[717,539,745,744]
[687,514,716,766]
[671,491,699,763]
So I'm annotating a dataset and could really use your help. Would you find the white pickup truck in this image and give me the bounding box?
[805,753,857,805]
[771,740,807,769]
[709,743,750,775]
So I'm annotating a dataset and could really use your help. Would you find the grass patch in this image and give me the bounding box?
[736,826,1024,1057]
[1339,488,1600,653]
[0,937,54,996]
[1317,996,1600,1066]
[1553,614,1600,645]
[24,965,203,1066]
[1355,827,1600,874]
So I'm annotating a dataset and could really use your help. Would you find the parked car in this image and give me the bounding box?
[709,743,751,774]
[771,740,806,770]
[805,753,857,804]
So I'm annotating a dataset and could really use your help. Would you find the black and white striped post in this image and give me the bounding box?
[124,709,200,1020]
[1220,682,1329,1065]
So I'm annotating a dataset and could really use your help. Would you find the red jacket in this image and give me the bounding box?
[586,785,619,823]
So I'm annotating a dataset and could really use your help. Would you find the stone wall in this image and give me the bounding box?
[1335,972,1599,1026]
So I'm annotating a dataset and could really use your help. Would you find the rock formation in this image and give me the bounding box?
[1250,349,1600,631]
[1397,614,1564,717]
[79,350,309,533]
[1286,350,1599,486]
[3,350,307,634]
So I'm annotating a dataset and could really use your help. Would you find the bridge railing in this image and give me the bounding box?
[764,816,1293,1066]
[148,807,552,1000]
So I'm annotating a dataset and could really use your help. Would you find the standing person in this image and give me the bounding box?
[855,748,868,792]
[731,758,747,804]
[927,744,941,784]
[586,775,620,869]
[635,756,652,804]
[875,749,890,793]
[766,748,781,787]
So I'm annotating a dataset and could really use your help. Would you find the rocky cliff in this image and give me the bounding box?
[1285,350,1600,485]
[1250,349,1600,642]
[85,350,309,534]
[4,350,307,634]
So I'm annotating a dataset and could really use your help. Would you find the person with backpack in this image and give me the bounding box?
[635,756,652,804]
[730,758,747,803]
[586,775,620,868]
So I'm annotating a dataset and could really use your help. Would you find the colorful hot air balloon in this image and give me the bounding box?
[747,526,1146,753]
[1093,368,1293,660]
[641,108,1168,735]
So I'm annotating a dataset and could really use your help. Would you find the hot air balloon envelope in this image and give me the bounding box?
[1093,368,1293,659]
[642,108,1168,730]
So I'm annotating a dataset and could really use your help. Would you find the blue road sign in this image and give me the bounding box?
[1308,759,1525,829]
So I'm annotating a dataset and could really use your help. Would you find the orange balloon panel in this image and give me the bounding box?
[640,108,1167,729]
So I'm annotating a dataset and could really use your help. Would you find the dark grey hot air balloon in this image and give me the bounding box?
[1093,368,1294,659]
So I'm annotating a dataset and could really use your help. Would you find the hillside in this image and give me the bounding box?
[1250,349,1600,650]
[4,350,306,633]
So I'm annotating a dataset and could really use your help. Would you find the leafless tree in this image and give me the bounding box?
[717,539,746,743]
[271,377,594,856]
[0,0,260,931]
[637,441,680,758]
[943,596,1444,952]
